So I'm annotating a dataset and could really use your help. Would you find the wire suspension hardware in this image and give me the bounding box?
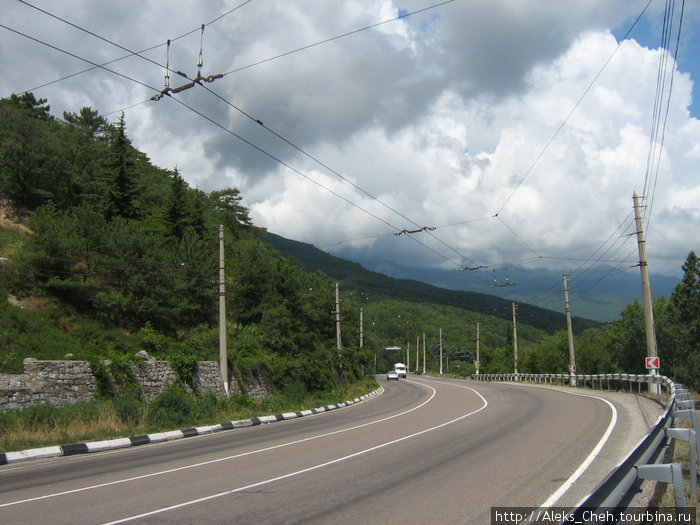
[491,269,517,288]
[198,24,204,73]
[394,226,436,236]
[151,23,223,101]
[164,40,170,89]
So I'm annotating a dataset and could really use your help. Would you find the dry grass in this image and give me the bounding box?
[0,402,137,451]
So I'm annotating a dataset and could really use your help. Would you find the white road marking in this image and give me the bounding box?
[538,391,617,507]
[420,377,618,509]
[102,386,488,524]
[0,382,433,508]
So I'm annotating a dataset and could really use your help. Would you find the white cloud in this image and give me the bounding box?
[1,0,698,281]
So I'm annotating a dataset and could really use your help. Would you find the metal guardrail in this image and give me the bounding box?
[472,372,698,521]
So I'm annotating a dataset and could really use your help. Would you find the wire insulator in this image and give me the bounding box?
[197,24,204,71]
[164,39,171,88]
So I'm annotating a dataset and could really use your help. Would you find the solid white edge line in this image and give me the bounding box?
[415,377,619,509]
[538,391,617,508]
[101,385,488,525]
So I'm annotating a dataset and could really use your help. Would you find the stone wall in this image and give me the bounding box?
[0,359,96,411]
[0,356,273,411]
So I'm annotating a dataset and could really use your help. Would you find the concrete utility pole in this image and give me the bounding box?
[406,342,410,372]
[416,335,419,372]
[563,274,577,387]
[218,225,229,396]
[512,303,519,377]
[633,193,659,394]
[439,327,443,375]
[359,307,363,348]
[422,332,426,374]
[476,322,480,375]
[335,283,342,367]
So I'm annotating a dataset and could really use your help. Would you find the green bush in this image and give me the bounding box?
[90,359,115,398]
[258,392,284,413]
[168,351,198,392]
[147,385,193,428]
[134,322,170,356]
[180,325,218,361]
[113,394,143,426]
[108,352,140,395]
[226,394,255,412]
[282,379,307,410]
[0,410,20,432]
[22,403,57,429]
[193,391,223,421]
[63,401,100,423]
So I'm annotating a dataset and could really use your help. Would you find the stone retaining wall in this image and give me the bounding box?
[0,356,272,411]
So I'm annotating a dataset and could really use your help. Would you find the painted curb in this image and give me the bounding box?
[0,388,383,465]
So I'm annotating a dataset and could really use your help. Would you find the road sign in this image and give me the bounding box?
[569,364,576,373]
[645,356,660,369]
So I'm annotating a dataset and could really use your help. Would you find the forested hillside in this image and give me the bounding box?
[263,232,600,334]
[1,93,698,392]
[0,93,370,393]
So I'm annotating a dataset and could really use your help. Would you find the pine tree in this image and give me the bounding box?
[209,188,255,237]
[166,168,190,240]
[106,113,139,220]
[667,251,700,389]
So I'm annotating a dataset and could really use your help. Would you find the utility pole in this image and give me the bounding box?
[422,332,426,374]
[218,225,229,396]
[406,341,410,372]
[633,193,659,394]
[439,327,443,375]
[416,335,419,372]
[359,307,363,348]
[563,274,577,387]
[476,322,480,375]
[335,283,342,370]
[512,303,519,377]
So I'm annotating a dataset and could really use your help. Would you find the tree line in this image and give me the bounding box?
[357,264,700,395]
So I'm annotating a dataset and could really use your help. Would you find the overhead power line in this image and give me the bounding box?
[7,0,671,302]
[16,0,254,95]
[2,15,471,272]
[643,0,686,233]
[17,0,481,272]
[494,0,655,218]
[219,0,455,77]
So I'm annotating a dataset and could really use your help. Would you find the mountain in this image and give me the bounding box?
[344,256,680,323]
[263,232,602,334]
[262,233,679,323]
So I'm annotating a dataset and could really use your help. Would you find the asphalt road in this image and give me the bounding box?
[0,376,639,524]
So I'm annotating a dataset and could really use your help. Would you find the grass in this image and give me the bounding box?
[0,377,379,453]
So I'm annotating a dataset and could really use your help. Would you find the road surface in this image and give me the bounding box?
[0,376,658,524]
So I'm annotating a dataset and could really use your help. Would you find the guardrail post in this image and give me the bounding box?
[636,464,686,507]
[673,407,700,456]
[665,428,697,498]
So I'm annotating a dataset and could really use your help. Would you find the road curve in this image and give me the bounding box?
[0,377,618,524]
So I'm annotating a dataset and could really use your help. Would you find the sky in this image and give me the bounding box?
[1,0,699,301]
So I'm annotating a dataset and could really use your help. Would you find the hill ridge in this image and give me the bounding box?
[262,232,601,334]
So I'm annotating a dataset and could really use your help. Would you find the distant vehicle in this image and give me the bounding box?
[386,370,399,381]
[394,363,407,378]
